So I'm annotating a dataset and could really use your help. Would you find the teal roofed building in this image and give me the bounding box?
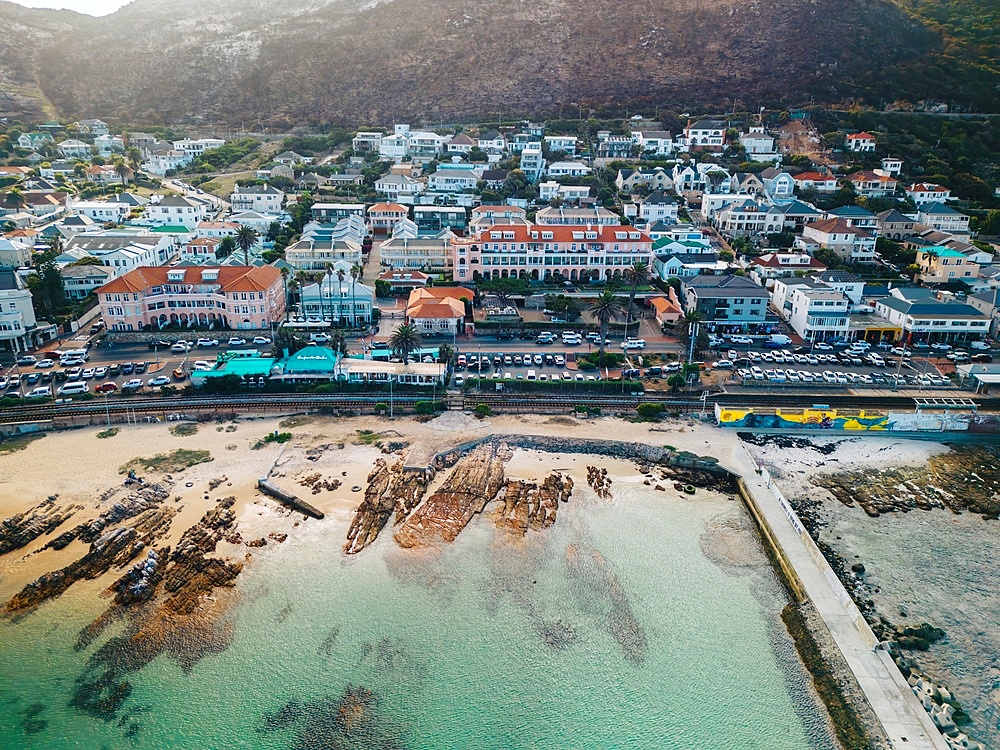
[275,345,342,381]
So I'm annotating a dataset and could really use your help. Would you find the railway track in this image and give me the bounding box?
[1,389,994,425]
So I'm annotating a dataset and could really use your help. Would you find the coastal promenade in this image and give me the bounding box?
[730,445,950,750]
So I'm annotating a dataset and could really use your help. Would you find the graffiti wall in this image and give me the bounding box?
[716,405,889,430]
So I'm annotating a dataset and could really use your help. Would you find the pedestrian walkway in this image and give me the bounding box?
[730,446,950,750]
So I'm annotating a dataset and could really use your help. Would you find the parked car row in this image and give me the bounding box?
[737,367,952,388]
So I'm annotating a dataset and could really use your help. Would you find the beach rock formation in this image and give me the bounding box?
[812,444,1000,518]
[394,442,511,548]
[586,466,613,499]
[344,459,430,554]
[491,473,574,535]
[0,497,79,556]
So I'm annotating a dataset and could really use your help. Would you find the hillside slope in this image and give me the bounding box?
[2,0,997,126]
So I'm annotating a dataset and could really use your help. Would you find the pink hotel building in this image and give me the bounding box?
[96,266,285,331]
[451,224,653,283]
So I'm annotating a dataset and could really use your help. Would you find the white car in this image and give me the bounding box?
[25,386,52,398]
[81,368,96,379]
[197,338,219,347]
[730,335,753,345]
[228,337,247,346]
[252,336,272,346]
[711,359,734,369]
[171,342,191,353]
[121,378,143,391]
[34,358,55,369]
[193,360,214,371]
[813,342,833,351]
[969,341,990,351]
[620,338,646,350]
[929,342,952,351]
[148,375,171,387]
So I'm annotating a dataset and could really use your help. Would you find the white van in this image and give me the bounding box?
[26,386,52,398]
[58,381,90,396]
[526,369,537,381]
[769,334,792,345]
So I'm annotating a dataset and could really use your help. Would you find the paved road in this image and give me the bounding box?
[732,444,950,750]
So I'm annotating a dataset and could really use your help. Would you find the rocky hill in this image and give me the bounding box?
[1,0,997,127]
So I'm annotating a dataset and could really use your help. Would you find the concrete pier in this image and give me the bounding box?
[257,477,325,519]
[732,447,950,750]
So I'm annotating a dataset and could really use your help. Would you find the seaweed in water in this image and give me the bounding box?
[275,603,293,625]
[259,700,303,733]
[21,702,47,735]
[317,626,341,658]
[70,669,134,722]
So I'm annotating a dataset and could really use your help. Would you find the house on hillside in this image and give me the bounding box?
[845,132,876,152]
[683,119,727,152]
[917,202,971,239]
[800,218,876,263]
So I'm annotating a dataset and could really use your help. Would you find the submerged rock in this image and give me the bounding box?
[491,473,574,535]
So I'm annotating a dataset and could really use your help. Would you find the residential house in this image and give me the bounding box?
[0,237,31,268]
[228,183,284,215]
[630,191,678,226]
[760,168,795,200]
[469,205,528,231]
[917,246,979,284]
[596,135,634,159]
[0,191,68,218]
[146,196,207,229]
[378,221,456,275]
[367,202,409,232]
[377,269,430,294]
[196,221,241,240]
[480,169,508,189]
[519,146,545,183]
[631,130,675,156]
[452,224,653,284]
[967,289,1000,339]
[876,209,916,241]
[94,134,125,156]
[405,128,449,159]
[0,268,39,353]
[774,279,850,342]
[715,199,767,236]
[351,132,383,153]
[534,206,620,226]
[414,206,467,233]
[845,132,876,152]
[58,139,91,159]
[615,167,673,193]
[747,252,828,284]
[71,200,130,224]
[542,136,578,156]
[60,264,115,300]
[681,275,769,329]
[374,173,425,201]
[299,273,373,326]
[917,202,971,239]
[879,157,903,177]
[740,126,779,161]
[538,182,591,203]
[427,164,482,193]
[792,171,839,193]
[649,290,684,326]
[683,119,727,151]
[182,236,222,258]
[906,183,951,206]
[546,161,592,178]
[86,165,130,186]
[311,203,366,222]
[16,132,54,151]
[445,133,476,154]
[75,119,109,136]
[405,287,472,337]
[142,147,191,176]
[800,218,876,263]
[654,252,727,279]
[813,270,865,304]
[97,265,284,331]
[254,164,295,181]
[274,151,313,165]
[848,171,898,198]
[280,231,363,271]
[874,287,988,344]
[729,173,766,198]
[296,173,328,190]
[763,200,822,233]
[172,138,225,159]
[477,131,507,153]
[60,233,170,273]
[826,205,879,232]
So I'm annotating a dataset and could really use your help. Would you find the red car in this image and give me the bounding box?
[95,382,118,393]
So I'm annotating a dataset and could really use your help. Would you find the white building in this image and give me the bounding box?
[299,271,374,326]
[917,202,971,239]
[230,183,284,215]
[375,173,425,201]
[427,166,482,193]
[801,218,877,263]
[61,264,115,300]
[740,126,779,162]
[172,138,225,158]
[94,134,125,156]
[146,195,208,229]
[845,132,876,152]
[630,130,675,156]
[906,183,952,206]
[0,269,38,353]
[543,135,578,156]
[71,200,131,224]
[58,139,91,159]
[519,146,545,183]
[546,161,592,178]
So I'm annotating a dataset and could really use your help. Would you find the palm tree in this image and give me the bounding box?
[336,268,347,327]
[676,310,706,355]
[4,187,26,210]
[388,323,422,364]
[126,147,142,174]
[622,261,651,339]
[350,262,362,328]
[323,263,333,325]
[112,157,131,187]
[279,266,290,321]
[234,225,258,266]
[587,290,624,362]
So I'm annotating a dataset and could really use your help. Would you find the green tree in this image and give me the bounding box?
[666,373,686,393]
[587,290,624,361]
[271,326,306,357]
[217,235,236,260]
[388,323,422,364]
[675,310,705,350]
[112,157,131,187]
[622,261,651,339]
[350,262,362,327]
[4,187,26,210]
[234,225,259,266]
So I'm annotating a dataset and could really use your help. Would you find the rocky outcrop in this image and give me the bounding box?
[491,473,573,535]
[813,444,1000,519]
[0,497,78,556]
[394,442,511,548]
[586,466,612,499]
[42,483,171,552]
[344,459,430,555]
[5,504,176,615]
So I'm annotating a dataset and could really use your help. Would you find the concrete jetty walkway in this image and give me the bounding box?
[730,446,949,750]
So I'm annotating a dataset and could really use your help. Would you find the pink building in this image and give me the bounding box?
[451,224,653,283]
[96,265,285,331]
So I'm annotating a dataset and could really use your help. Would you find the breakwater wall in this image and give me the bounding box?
[257,477,325,519]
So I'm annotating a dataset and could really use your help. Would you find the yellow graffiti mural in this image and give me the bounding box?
[716,405,888,430]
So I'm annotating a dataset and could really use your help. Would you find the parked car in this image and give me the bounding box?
[16,355,37,366]
[929,342,952,351]
[148,339,171,349]
[228,337,247,346]
[148,376,171,387]
[252,336,272,346]
[620,338,646,350]
[121,378,143,391]
[197,338,219,347]
[25,386,52,399]
[813,342,833,351]
[34,359,54,369]
[969,341,990,351]
[971,353,994,363]
[95,382,118,393]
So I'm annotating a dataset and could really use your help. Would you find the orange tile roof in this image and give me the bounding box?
[847,131,875,140]
[96,265,281,295]
[792,171,836,182]
[407,299,465,319]
[649,296,682,314]
[368,202,407,213]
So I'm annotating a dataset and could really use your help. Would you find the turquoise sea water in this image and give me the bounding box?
[0,479,835,749]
